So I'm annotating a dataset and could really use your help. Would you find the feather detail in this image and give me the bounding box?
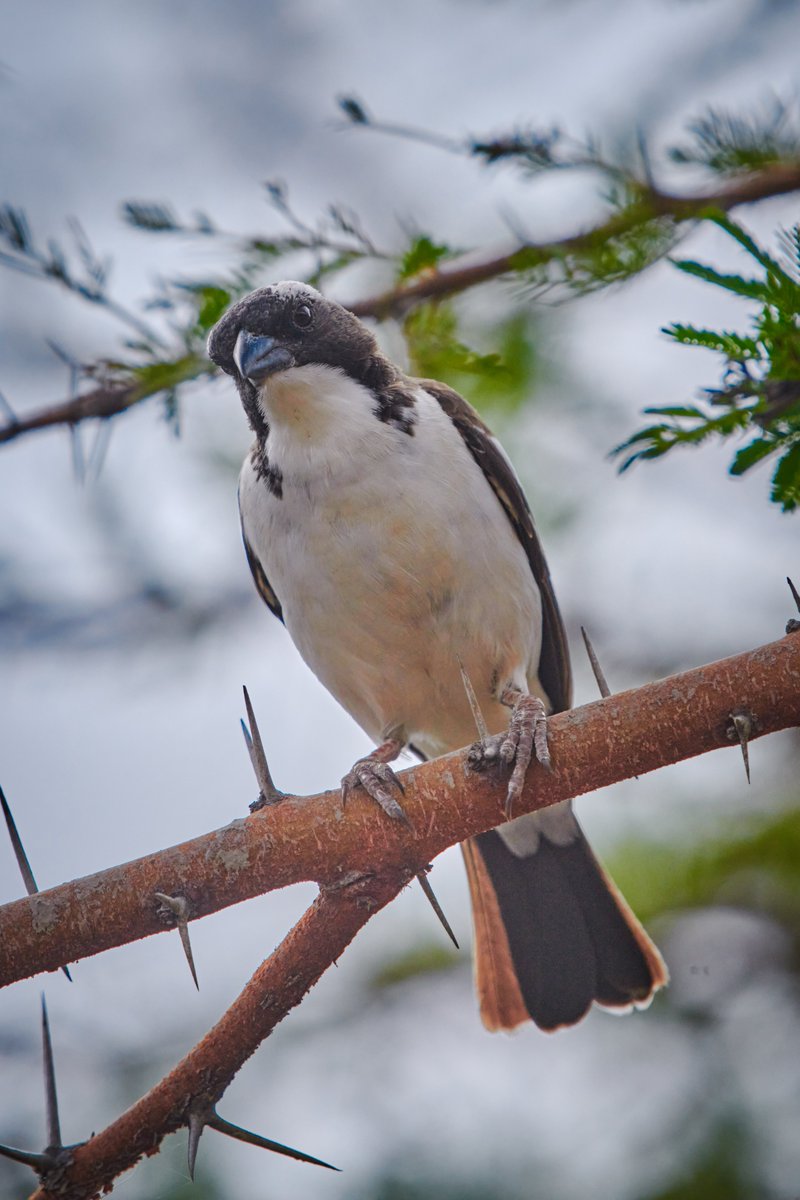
[462,837,529,1031]
[421,379,572,714]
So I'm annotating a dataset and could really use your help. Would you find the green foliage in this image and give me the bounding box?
[669,97,800,174]
[403,304,538,417]
[609,806,800,928]
[559,211,678,292]
[4,94,800,501]
[644,1118,761,1200]
[0,188,382,431]
[397,234,451,282]
[369,940,459,989]
[614,214,800,510]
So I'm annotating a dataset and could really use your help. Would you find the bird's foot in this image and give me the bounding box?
[341,739,410,827]
[343,740,458,944]
[468,691,551,820]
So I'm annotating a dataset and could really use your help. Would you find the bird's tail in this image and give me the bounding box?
[462,822,667,1032]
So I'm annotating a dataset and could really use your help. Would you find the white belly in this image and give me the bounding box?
[239,386,543,755]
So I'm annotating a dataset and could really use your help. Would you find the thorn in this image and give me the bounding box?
[0,388,18,425]
[154,893,199,990]
[415,870,459,949]
[0,1142,52,1170]
[45,339,81,370]
[1,783,38,894]
[187,1107,207,1180]
[242,685,282,807]
[208,1110,340,1171]
[87,419,113,481]
[69,423,85,483]
[456,655,489,741]
[786,577,800,633]
[1,785,72,981]
[728,710,753,785]
[580,626,611,698]
[41,995,62,1152]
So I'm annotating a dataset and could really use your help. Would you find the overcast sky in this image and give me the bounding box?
[2,3,800,1197]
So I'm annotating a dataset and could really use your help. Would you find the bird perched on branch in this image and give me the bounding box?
[208,282,666,1031]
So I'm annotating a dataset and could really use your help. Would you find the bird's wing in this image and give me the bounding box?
[241,526,284,623]
[422,379,572,713]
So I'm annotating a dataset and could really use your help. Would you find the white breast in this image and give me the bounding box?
[238,365,543,755]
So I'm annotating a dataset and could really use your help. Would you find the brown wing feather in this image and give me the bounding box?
[422,379,572,713]
[241,527,284,623]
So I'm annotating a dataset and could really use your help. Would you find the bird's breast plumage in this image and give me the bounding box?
[238,373,543,753]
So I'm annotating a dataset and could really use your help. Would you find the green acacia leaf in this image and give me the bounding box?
[132,354,207,395]
[771,439,800,511]
[195,286,232,332]
[730,437,778,476]
[710,212,787,277]
[671,258,768,301]
[663,323,762,358]
[641,405,705,419]
[398,235,450,281]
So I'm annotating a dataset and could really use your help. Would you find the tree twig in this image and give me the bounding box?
[2,161,799,447]
[0,381,142,445]
[350,161,800,319]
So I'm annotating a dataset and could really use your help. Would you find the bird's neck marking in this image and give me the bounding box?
[373,382,416,436]
[255,363,417,486]
[249,444,283,497]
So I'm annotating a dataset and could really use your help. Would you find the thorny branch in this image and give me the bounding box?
[4,632,800,1198]
[2,160,800,446]
[2,634,798,986]
[28,876,408,1200]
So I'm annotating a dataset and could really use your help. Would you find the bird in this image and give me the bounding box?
[207,281,667,1032]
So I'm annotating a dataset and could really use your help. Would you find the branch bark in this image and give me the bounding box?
[3,633,798,989]
[2,161,799,446]
[349,162,800,317]
[0,631,794,1198]
[12,630,800,1199]
[29,872,411,1200]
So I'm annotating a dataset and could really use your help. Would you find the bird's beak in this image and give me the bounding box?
[234,330,295,383]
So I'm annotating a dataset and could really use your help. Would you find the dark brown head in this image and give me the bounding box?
[208,282,414,441]
[207,281,387,386]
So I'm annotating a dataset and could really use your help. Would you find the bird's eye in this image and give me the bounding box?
[293,303,313,329]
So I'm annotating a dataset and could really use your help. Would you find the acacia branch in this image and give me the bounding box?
[350,161,800,318]
[0,380,141,445]
[9,630,799,1199]
[2,161,800,446]
[29,872,411,1200]
[2,633,798,989]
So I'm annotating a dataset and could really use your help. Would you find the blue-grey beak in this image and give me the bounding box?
[233,330,295,383]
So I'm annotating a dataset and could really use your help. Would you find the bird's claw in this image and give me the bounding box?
[468,694,551,820]
[341,757,410,826]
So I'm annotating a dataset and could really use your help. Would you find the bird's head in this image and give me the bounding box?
[207,281,380,389]
[208,282,412,446]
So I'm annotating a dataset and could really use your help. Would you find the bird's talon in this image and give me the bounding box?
[495,693,550,811]
[499,737,517,764]
[341,755,410,825]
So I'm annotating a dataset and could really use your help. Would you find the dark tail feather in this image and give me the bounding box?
[464,826,667,1032]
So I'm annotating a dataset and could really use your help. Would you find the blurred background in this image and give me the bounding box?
[2,1,800,1197]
